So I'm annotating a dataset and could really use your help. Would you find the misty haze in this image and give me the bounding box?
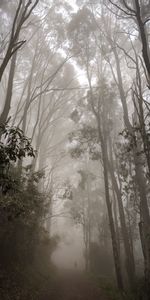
[0,1,150,300]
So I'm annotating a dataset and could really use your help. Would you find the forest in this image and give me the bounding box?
[0,0,150,299]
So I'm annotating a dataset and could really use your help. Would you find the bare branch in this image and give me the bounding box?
[108,0,136,17]
[122,0,136,14]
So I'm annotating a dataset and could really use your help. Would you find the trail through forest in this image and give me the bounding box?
[46,270,114,300]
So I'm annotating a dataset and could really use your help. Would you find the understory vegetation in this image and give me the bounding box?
[0,124,58,299]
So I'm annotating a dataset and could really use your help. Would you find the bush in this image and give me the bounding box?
[0,124,58,299]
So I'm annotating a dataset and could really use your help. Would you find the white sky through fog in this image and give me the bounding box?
[57,0,88,86]
[69,0,78,12]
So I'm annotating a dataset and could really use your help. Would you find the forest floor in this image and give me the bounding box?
[45,270,121,300]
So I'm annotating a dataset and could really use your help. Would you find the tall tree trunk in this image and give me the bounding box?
[109,162,136,289]
[86,159,92,272]
[108,132,136,289]
[17,44,38,171]
[21,41,38,134]
[97,116,124,291]
[112,188,121,260]
[0,51,17,124]
[87,65,124,291]
[134,0,150,81]
[113,47,150,296]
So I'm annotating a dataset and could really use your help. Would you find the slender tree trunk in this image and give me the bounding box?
[97,117,124,291]
[134,0,150,80]
[86,158,92,272]
[83,223,89,272]
[112,188,120,259]
[87,64,124,290]
[21,42,38,134]
[109,162,136,289]
[113,47,150,296]
[108,131,136,289]
[0,51,17,124]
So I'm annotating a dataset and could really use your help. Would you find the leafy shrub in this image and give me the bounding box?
[0,124,58,299]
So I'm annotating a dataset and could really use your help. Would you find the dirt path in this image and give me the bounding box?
[49,270,110,300]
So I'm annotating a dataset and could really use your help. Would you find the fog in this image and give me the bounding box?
[0,1,150,300]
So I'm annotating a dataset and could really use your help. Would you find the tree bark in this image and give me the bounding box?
[108,161,136,289]
[108,123,136,289]
[134,0,150,80]
[0,51,17,124]
[0,0,39,82]
[97,115,124,291]
[112,45,150,295]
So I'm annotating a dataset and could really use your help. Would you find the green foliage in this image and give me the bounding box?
[69,125,101,160]
[70,109,80,123]
[63,184,73,200]
[67,6,97,64]
[0,123,35,164]
[0,168,45,221]
[0,123,36,195]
